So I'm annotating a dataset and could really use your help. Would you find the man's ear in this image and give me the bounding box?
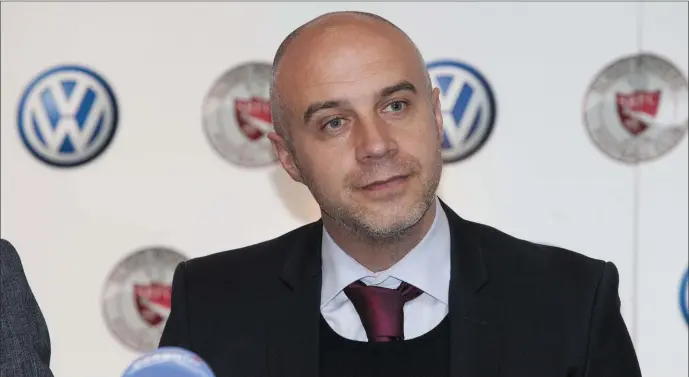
[431,87,444,141]
[267,131,303,183]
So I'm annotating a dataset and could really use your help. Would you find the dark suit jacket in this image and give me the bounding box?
[0,239,54,377]
[159,201,642,377]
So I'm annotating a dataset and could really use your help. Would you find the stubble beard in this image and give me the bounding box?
[298,148,443,246]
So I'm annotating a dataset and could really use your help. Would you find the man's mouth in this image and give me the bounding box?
[360,175,410,191]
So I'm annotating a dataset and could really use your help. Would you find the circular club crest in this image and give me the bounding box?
[102,247,187,352]
[202,62,276,167]
[427,60,497,163]
[583,53,688,164]
[17,65,119,167]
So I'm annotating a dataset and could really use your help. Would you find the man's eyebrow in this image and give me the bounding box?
[303,100,346,124]
[301,81,417,124]
[379,80,417,97]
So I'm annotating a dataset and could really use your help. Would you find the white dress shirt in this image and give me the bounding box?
[320,197,452,341]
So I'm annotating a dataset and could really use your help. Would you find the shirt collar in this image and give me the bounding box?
[320,197,452,307]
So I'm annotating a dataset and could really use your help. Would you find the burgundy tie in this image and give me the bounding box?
[343,280,423,342]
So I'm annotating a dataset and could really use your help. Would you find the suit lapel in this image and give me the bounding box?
[442,200,503,377]
[266,221,322,377]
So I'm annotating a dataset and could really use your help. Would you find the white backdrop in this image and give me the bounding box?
[1,2,687,377]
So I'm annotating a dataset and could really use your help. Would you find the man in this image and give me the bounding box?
[160,11,642,377]
[0,239,54,377]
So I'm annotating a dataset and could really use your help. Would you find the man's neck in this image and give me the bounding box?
[322,202,437,272]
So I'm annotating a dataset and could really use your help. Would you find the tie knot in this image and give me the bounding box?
[343,280,423,342]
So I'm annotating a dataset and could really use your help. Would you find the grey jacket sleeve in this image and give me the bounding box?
[0,239,54,377]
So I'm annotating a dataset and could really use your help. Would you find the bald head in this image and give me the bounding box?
[269,11,431,141]
[271,12,408,76]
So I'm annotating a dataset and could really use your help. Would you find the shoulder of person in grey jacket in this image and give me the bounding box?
[0,239,55,377]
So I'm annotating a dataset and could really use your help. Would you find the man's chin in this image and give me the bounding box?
[356,205,428,235]
[356,190,429,212]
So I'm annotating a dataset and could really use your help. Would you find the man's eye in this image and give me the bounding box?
[324,118,344,129]
[384,100,408,113]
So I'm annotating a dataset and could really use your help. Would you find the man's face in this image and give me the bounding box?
[271,22,444,238]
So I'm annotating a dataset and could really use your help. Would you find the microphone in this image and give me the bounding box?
[121,347,216,377]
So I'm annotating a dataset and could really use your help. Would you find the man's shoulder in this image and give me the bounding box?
[0,238,20,265]
[0,239,28,284]
[181,220,320,282]
[466,219,607,287]
[0,239,54,377]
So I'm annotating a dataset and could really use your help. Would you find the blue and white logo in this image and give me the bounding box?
[427,60,496,163]
[17,65,118,167]
[681,268,688,325]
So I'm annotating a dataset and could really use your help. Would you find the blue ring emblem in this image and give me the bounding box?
[426,60,497,163]
[17,65,119,167]
[681,268,688,325]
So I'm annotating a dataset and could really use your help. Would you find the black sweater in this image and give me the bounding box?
[318,315,450,377]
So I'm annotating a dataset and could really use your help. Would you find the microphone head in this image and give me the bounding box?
[122,347,215,377]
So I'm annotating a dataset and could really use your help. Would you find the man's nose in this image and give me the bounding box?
[353,117,399,163]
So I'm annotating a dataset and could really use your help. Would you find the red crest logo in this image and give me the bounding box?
[616,90,661,135]
[134,283,172,326]
[235,97,272,140]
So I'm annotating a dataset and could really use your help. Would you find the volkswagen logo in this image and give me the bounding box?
[427,60,497,163]
[17,65,119,167]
